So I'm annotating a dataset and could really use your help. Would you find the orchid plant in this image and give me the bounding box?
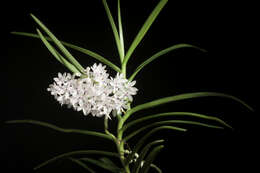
[7,0,253,173]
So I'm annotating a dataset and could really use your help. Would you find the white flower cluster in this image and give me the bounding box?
[47,63,138,118]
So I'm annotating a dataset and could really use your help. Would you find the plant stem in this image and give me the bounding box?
[117,115,131,173]
[104,115,130,173]
[121,63,127,78]
[104,117,116,140]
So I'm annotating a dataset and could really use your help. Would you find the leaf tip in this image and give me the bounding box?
[30,13,35,18]
[4,120,14,124]
[30,13,38,22]
[200,48,208,53]
[10,31,16,35]
[36,28,41,34]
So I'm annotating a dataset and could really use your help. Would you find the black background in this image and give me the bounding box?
[1,0,258,172]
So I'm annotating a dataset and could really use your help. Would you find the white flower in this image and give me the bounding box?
[47,63,138,118]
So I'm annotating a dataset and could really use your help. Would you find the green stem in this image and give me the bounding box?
[103,115,131,172]
[104,116,116,140]
[116,114,131,173]
[121,63,127,78]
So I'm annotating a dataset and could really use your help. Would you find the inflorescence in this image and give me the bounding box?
[47,63,138,118]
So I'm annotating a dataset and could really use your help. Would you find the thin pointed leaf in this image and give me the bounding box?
[150,164,162,173]
[30,14,84,72]
[11,32,121,72]
[124,122,186,142]
[129,43,206,81]
[123,112,232,132]
[80,158,122,173]
[122,92,253,123]
[132,140,164,173]
[125,120,222,141]
[123,0,168,66]
[99,157,119,169]
[140,145,164,173]
[118,0,125,57]
[126,126,186,164]
[69,157,96,173]
[36,29,80,74]
[5,120,113,141]
[33,150,119,170]
[102,0,124,62]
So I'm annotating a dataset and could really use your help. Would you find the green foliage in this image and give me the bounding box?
[139,145,164,173]
[117,0,125,58]
[129,43,206,81]
[5,120,113,141]
[122,92,253,123]
[69,158,96,173]
[10,32,121,72]
[102,0,124,63]
[79,157,122,173]
[36,29,81,74]
[33,150,119,170]
[7,0,253,172]
[30,14,85,73]
[122,0,168,68]
[122,112,232,132]
[132,140,164,173]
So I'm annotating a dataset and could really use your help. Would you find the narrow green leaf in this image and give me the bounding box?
[129,43,206,81]
[33,150,119,170]
[124,122,186,142]
[124,120,222,141]
[5,120,113,141]
[69,157,96,173]
[131,140,164,173]
[123,0,168,66]
[123,112,231,132]
[11,32,121,72]
[140,145,164,173]
[102,0,124,63]
[118,0,125,57]
[80,158,122,173]
[125,126,185,164]
[150,164,162,173]
[36,29,80,74]
[30,14,84,72]
[80,158,121,173]
[99,157,118,168]
[122,92,253,123]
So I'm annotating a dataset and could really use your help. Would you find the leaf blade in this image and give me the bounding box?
[99,157,118,168]
[118,0,125,58]
[33,150,119,170]
[30,14,84,72]
[122,92,253,122]
[69,157,96,173]
[5,120,113,141]
[123,112,232,132]
[132,139,164,173]
[140,145,164,173]
[80,158,122,173]
[129,43,206,81]
[125,126,185,164]
[11,32,121,72]
[123,0,168,66]
[36,29,80,74]
[124,122,186,142]
[150,164,162,173]
[102,0,124,62]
